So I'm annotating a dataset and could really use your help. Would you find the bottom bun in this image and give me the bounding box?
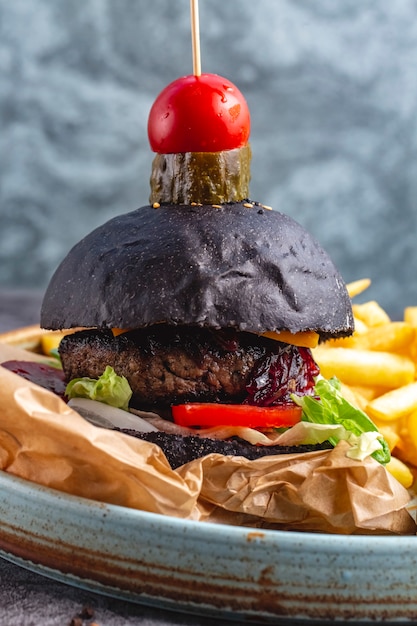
[116,429,332,470]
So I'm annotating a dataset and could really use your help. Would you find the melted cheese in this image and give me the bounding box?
[261,330,319,348]
[112,327,319,347]
[111,327,131,337]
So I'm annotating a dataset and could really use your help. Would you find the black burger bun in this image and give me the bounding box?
[41,201,354,339]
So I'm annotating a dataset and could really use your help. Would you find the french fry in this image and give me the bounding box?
[327,319,369,349]
[367,382,417,422]
[327,335,365,349]
[375,423,400,452]
[404,411,417,457]
[346,278,371,298]
[385,456,414,488]
[349,385,382,402]
[330,320,415,354]
[340,383,383,413]
[352,301,391,327]
[353,318,371,335]
[338,383,364,410]
[313,346,415,389]
[404,307,417,327]
[40,331,68,356]
[402,308,417,364]
[363,322,415,353]
[40,328,81,356]
[393,417,417,468]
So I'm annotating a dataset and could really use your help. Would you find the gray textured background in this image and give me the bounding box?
[1,0,417,319]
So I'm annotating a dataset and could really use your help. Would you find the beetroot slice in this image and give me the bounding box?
[1,360,67,400]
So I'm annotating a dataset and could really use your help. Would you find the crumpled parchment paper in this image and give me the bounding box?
[0,342,415,535]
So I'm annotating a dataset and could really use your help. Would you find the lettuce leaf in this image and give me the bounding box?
[65,366,132,411]
[292,377,390,465]
[275,421,387,462]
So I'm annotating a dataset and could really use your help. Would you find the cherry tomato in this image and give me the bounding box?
[171,403,302,429]
[148,73,250,153]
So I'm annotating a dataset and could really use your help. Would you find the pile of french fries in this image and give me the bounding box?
[313,278,417,488]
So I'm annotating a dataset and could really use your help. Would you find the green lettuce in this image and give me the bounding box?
[292,377,391,465]
[65,366,132,411]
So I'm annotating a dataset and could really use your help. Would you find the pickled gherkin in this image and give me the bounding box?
[149,145,251,205]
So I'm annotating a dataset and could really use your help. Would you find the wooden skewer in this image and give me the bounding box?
[190,0,201,76]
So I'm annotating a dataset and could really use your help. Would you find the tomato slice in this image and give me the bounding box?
[172,403,302,429]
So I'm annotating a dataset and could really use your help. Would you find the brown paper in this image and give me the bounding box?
[0,343,415,534]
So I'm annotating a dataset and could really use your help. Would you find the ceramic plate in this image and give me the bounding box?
[2,470,417,623]
[1,326,417,623]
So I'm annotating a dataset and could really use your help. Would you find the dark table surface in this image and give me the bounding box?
[0,289,239,626]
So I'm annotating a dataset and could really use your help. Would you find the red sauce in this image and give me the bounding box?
[245,346,319,407]
[1,360,67,400]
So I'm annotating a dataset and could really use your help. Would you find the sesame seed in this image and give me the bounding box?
[152,202,160,209]
[243,202,253,208]
[261,204,273,211]
[212,204,222,209]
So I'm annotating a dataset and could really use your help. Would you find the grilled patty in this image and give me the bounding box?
[59,325,317,411]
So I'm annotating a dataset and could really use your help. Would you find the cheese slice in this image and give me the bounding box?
[112,327,130,337]
[261,330,319,348]
[112,327,319,348]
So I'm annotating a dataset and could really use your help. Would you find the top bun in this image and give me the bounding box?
[41,201,354,339]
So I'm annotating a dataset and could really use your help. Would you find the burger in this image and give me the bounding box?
[36,72,362,468]
[36,73,388,471]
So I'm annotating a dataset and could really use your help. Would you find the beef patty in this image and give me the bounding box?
[59,325,318,411]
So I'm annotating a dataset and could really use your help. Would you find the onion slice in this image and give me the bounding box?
[68,398,159,432]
